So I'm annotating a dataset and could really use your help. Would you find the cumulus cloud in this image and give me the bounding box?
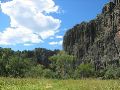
[0,0,61,45]
[49,40,63,45]
[0,27,42,45]
[56,35,63,39]
[24,43,33,46]
[50,37,54,40]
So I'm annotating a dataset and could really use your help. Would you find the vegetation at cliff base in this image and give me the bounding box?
[0,47,120,79]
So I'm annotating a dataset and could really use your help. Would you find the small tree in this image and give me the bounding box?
[103,66,120,79]
[25,65,44,78]
[6,56,32,77]
[75,63,94,78]
[43,69,55,78]
[49,51,75,79]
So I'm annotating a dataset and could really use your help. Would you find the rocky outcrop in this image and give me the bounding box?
[63,1,120,69]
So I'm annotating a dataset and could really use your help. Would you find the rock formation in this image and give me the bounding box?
[63,0,120,69]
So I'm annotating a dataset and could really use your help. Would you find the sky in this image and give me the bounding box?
[0,0,108,51]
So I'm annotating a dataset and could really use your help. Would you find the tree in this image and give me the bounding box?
[75,63,94,78]
[103,66,120,79]
[49,51,75,79]
[34,48,58,67]
[6,56,32,77]
[25,65,44,78]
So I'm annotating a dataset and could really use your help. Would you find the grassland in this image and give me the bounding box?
[0,77,120,90]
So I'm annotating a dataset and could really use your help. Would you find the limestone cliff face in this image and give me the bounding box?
[63,1,120,69]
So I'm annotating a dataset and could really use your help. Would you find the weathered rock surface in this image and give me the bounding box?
[63,0,120,69]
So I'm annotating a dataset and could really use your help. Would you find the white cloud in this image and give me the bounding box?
[56,35,63,39]
[0,0,61,45]
[59,40,63,45]
[0,27,42,45]
[50,37,54,40]
[49,42,58,45]
[49,40,63,45]
[24,43,33,46]
[39,30,56,39]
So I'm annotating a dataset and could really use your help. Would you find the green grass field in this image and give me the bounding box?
[0,77,120,90]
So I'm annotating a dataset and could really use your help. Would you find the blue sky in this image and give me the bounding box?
[0,0,108,51]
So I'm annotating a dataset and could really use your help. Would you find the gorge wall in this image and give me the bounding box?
[63,1,120,69]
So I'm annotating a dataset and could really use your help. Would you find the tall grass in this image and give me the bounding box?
[0,77,120,90]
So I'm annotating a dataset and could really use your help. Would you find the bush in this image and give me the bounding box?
[115,67,120,78]
[25,65,44,78]
[103,67,116,79]
[49,51,76,79]
[103,67,120,79]
[25,65,55,78]
[75,63,94,78]
[1,57,32,77]
[43,69,55,78]
[95,69,107,78]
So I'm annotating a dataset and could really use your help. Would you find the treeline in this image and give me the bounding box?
[0,47,59,77]
[48,51,120,79]
[0,47,120,79]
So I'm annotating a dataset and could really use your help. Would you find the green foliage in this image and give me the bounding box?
[0,47,58,78]
[75,63,94,78]
[49,51,75,79]
[0,56,32,77]
[115,67,120,78]
[25,65,55,78]
[0,47,120,79]
[103,66,120,79]
[42,69,55,78]
[104,69,116,79]
[25,65,44,78]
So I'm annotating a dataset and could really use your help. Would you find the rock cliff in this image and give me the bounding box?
[63,1,120,69]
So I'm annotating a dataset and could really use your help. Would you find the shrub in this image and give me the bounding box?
[4,57,32,77]
[115,67,120,78]
[42,69,55,78]
[94,69,107,78]
[75,63,94,78]
[25,65,44,78]
[103,66,120,79]
[49,51,76,79]
[103,67,116,79]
